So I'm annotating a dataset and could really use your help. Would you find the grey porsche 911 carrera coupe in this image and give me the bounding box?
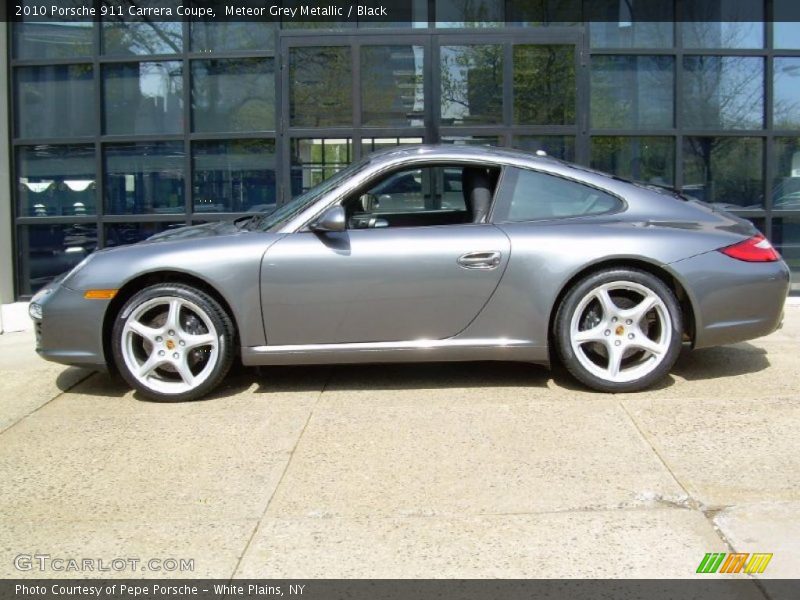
[29,145,789,402]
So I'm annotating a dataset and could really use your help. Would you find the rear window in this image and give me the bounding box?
[494,167,622,222]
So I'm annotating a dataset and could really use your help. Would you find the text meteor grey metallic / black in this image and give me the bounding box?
[30,146,790,401]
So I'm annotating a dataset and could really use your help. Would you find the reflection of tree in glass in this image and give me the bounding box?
[290,48,352,127]
[513,45,575,125]
[774,59,800,129]
[684,137,763,208]
[437,0,503,27]
[441,45,503,125]
[103,20,182,55]
[361,46,424,127]
[683,56,763,130]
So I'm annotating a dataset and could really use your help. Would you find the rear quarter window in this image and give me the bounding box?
[494,167,622,222]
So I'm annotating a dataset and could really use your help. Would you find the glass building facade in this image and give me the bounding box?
[5,0,800,298]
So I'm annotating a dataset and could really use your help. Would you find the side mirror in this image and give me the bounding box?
[310,205,346,233]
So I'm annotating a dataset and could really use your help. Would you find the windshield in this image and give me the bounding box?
[253,157,373,231]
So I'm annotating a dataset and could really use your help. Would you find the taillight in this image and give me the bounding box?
[719,234,781,262]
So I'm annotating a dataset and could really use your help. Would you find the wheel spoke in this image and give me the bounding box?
[606,344,624,378]
[574,325,607,344]
[629,335,665,357]
[174,360,195,387]
[165,299,183,334]
[183,332,216,351]
[125,319,161,343]
[138,353,166,379]
[619,293,658,324]
[594,287,616,318]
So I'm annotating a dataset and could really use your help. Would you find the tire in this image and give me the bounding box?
[111,283,235,402]
[554,268,682,393]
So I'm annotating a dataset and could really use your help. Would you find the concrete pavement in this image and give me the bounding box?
[0,307,798,579]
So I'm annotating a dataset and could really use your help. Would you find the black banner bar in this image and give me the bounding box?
[2,580,800,600]
[7,0,800,24]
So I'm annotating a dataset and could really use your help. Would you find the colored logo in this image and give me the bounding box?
[696,552,773,574]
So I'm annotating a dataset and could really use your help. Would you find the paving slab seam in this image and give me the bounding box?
[0,370,97,436]
[618,400,774,598]
[230,366,334,579]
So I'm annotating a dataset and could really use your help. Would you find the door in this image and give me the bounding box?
[260,224,510,345]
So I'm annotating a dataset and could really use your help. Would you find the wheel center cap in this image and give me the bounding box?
[165,339,176,350]
[615,325,625,336]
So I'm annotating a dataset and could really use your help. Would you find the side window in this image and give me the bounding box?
[495,167,621,222]
[343,165,498,229]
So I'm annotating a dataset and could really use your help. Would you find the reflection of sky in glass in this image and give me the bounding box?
[683,22,763,49]
[775,58,800,129]
[775,23,800,49]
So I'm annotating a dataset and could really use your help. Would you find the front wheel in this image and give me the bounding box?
[111,284,235,402]
[555,268,682,393]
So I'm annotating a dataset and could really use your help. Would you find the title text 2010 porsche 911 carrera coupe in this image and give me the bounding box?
[29,146,790,401]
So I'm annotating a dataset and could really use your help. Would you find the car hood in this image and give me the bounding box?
[146,220,242,242]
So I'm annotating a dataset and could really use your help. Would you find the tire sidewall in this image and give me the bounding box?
[111,284,234,402]
[555,268,682,393]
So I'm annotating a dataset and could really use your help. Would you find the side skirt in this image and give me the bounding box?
[241,338,548,366]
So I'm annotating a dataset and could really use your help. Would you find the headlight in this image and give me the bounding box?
[29,302,43,320]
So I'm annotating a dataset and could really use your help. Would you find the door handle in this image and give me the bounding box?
[457,251,502,270]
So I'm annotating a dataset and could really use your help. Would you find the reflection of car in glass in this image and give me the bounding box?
[30,146,790,402]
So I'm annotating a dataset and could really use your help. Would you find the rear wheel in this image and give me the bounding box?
[555,268,682,393]
[111,284,235,402]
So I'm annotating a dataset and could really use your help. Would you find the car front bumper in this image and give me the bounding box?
[30,280,110,370]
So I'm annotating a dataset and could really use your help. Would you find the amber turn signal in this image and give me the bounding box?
[83,289,118,300]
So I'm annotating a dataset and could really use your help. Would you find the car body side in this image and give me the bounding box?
[32,146,790,371]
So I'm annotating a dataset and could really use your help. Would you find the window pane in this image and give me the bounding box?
[507,0,581,26]
[511,136,575,161]
[588,0,673,48]
[361,137,424,155]
[105,222,178,248]
[773,138,800,210]
[17,145,96,217]
[15,65,95,139]
[442,136,503,147]
[441,45,503,126]
[103,62,183,135]
[513,45,575,125]
[104,143,185,215]
[193,140,277,213]
[774,24,800,50]
[772,217,800,292]
[775,1,800,48]
[17,224,97,296]
[436,0,504,27]
[102,22,182,55]
[13,22,94,59]
[192,59,275,133]
[191,21,275,52]
[774,58,800,130]
[682,22,763,49]
[682,56,764,130]
[361,46,424,127]
[349,166,469,222]
[497,168,620,222]
[591,56,674,129]
[291,138,352,196]
[683,137,763,209]
[290,47,352,127]
[682,2,764,49]
[591,137,675,185]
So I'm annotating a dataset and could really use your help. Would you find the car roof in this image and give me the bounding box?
[367,144,559,168]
